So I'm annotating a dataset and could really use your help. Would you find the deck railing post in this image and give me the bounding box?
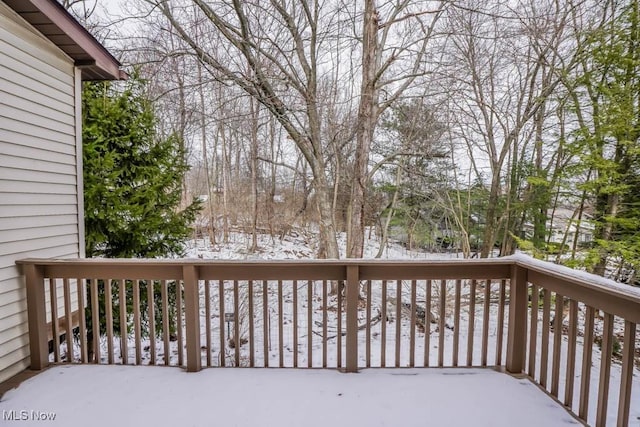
[24,263,49,370]
[506,263,528,374]
[182,265,201,372]
[345,265,359,373]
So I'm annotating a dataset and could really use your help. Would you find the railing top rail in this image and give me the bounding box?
[15,254,640,305]
[16,257,515,281]
[512,253,640,303]
[15,257,516,266]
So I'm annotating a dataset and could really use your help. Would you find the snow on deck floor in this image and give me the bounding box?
[1,366,580,427]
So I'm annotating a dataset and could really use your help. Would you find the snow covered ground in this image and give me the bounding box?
[184,229,467,260]
[1,365,580,427]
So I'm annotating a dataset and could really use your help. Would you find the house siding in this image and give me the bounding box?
[0,3,82,382]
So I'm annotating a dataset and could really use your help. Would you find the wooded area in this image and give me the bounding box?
[67,0,640,286]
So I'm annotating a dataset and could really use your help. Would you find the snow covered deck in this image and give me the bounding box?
[1,365,580,427]
[15,255,640,426]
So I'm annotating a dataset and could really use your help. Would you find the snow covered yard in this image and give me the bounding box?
[1,365,580,427]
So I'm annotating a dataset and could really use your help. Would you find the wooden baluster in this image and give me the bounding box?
[50,278,61,363]
[495,279,506,366]
[578,306,595,422]
[467,279,476,366]
[177,279,184,367]
[453,280,461,367]
[540,288,551,388]
[438,280,446,367]
[77,278,88,363]
[617,320,636,427]
[528,283,539,377]
[261,280,269,368]
[220,280,226,367]
[551,293,564,397]
[381,280,387,367]
[161,280,170,366]
[481,279,491,367]
[247,280,254,367]
[105,279,114,364]
[63,278,73,363]
[409,280,417,368]
[233,280,240,367]
[395,280,402,367]
[205,280,212,367]
[278,280,284,367]
[132,279,141,365]
[323,280,328,368]
[118,279,127,365]
[147,280,155,365]
[595,313,614,427]
[293,280,298,368]
[308,280,314,368]
[424,280,431,367]
[365,280,371,368]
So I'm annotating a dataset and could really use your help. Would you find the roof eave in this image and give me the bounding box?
[3,0,124,81]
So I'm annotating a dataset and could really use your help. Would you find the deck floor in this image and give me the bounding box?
[0,366,579,426]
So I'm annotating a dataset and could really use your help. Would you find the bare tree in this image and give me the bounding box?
[348,0,446,258]
[439,0,578,257]
[142,0,341,258]
[132,0,447,260]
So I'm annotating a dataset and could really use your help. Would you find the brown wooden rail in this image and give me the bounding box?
[17,255,640,427]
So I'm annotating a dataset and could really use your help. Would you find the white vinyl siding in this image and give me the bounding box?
[0,3,81,383]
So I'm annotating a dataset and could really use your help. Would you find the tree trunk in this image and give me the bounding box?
[348,0,379,258]
[220,126,230,243]
[313,168,340,260]
[249,98,259,253]
[592,193,620,276]
[267,115,278,242]
[376,165,401,258]
[480,170,501,258]
[198,61,216,246]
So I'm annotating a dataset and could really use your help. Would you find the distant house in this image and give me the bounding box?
[522,206,594,248]
[547,206,594,246]
[0,0,123,383]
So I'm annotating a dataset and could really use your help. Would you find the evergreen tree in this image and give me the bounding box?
[569,2,640,283]
[82,76,201,350]
[375,100,449,251]
[82,75,201,258]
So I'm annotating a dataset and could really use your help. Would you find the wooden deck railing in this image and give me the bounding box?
[17,255,640,427]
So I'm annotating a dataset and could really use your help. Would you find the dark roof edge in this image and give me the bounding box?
[6,0,125,80]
